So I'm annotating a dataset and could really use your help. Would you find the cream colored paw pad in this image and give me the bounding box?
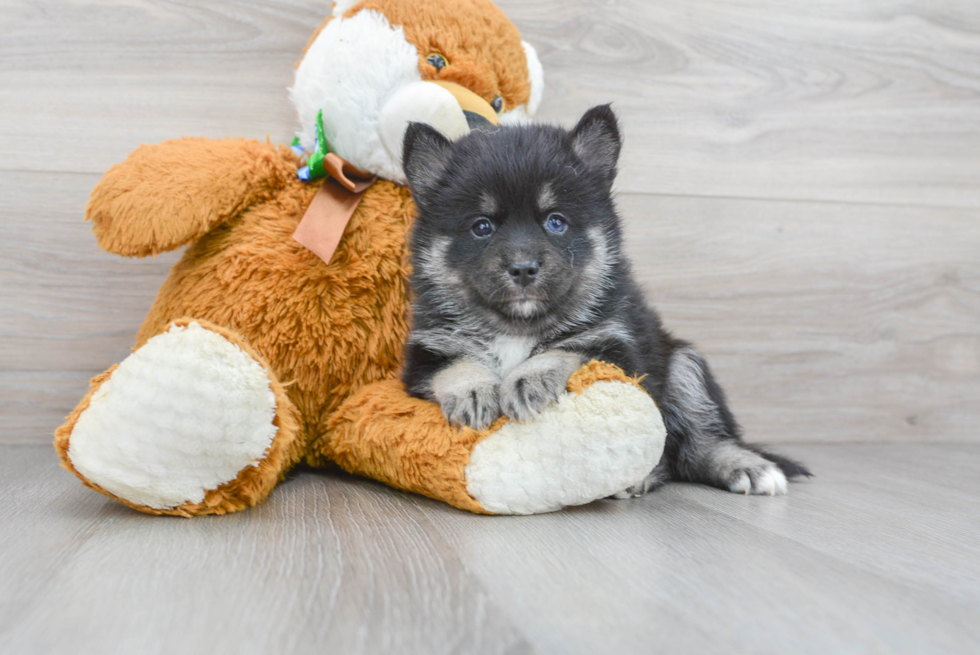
[68,322,278,509]
[465,381,666,515]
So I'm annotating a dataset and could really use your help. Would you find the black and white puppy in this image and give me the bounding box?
[400,105,810,497]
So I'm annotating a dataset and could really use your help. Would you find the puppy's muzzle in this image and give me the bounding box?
[507,260,540,288]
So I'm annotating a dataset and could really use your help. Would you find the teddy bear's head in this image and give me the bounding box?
[290,0,543,183]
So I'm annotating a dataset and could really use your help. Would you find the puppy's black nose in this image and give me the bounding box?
[507,261,540,287]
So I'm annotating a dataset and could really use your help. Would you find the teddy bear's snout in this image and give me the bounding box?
[379,80,499,167]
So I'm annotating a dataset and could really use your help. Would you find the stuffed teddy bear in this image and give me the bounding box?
[55,0,666,517]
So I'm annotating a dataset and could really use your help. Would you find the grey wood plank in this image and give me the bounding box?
[0,171,180,375]
[0,446,533,655]
[0,371,96,446]
[410,443,980,654]
[0,0,311,173]
[504,0,980,207]
[616,193,980,445]
[4,1,980,207]
[682,443,980,608]
[2,443,978,654]
[416,495,979,654]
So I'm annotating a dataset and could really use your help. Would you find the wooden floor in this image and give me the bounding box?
[1,443,978,654]
[2,1,980,652]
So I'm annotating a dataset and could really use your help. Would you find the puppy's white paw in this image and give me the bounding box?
[500,350,583,422]
[727,463,788,496]
[706,443,790,496]
[432,361,501,430]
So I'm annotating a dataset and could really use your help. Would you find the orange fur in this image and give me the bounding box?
[566,360,647,395]
[325,361,644,513]
[132,157,417,461]
[89,139,300,257]
[326,378,492,514]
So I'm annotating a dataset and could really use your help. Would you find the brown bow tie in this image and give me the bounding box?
[293,152,376,265]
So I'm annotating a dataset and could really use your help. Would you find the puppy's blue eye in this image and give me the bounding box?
[545,213,567,234]
[471,217,495,238]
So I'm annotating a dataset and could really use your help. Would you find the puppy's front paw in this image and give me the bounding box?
[440,384,500,430]
[432,361,501,430]
[500,350,583,423]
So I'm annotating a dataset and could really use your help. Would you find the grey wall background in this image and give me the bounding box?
[2,0,978,445]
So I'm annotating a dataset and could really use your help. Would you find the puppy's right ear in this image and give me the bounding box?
[402,122,453,198]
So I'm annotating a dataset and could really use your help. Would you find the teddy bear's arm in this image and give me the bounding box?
[87,137,298,257]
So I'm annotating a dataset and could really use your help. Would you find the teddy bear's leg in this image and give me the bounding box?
[323,362,666,515]
[55,319,301,517]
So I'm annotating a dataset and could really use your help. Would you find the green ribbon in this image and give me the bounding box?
[306,109,332,180]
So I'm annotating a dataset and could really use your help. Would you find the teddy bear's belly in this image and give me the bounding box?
[136,180,416,446]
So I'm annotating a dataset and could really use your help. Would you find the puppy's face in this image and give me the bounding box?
[403,106,623,331]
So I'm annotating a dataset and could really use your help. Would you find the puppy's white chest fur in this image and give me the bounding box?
[489,335,536,378]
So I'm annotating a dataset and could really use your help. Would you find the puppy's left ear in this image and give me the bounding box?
[402,122,453,199]
[569,104,622,184]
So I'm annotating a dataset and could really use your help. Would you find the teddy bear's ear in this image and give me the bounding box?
[331,0,360,17]
[402,122,454,199]
[522,40,544,117]
[569,104,622,185]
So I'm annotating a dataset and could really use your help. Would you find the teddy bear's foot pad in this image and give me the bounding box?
[464,379,665,515]
[64,321,280,510]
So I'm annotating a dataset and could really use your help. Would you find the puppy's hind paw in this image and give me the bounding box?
[704,443,792,496]
[727,462,788,496]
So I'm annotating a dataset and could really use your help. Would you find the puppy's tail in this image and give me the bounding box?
[746,443,813,479]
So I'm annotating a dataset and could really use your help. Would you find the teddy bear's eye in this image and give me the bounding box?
[491,95,504,113]
[426,53,447,71]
